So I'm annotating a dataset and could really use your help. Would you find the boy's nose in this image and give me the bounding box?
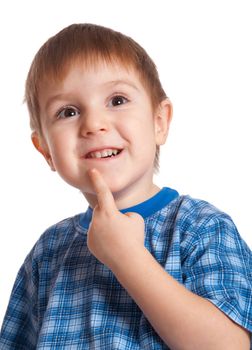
[79,111,109,137]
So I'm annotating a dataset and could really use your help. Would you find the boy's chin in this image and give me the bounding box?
[80,179,123,196]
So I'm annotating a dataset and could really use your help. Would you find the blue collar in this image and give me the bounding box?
[79,187,179,229]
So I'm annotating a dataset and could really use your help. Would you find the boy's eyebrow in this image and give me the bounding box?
[45,93,74,111]
[102,79,140,91]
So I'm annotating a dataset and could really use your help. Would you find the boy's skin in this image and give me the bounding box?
[32,60,250,349]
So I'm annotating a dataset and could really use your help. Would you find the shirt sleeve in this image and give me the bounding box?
[182,214,252,334]
[0,250,38,349]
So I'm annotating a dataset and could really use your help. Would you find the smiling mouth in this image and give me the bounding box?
[86,148,123,159]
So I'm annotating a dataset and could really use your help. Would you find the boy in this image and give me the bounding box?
[0,23,251,349]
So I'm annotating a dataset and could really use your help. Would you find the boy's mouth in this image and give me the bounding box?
[85,148,123,159]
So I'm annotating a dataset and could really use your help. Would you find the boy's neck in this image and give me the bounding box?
[84,183,161,210]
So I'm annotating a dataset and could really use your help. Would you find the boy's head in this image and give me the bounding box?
[25,23,172,203]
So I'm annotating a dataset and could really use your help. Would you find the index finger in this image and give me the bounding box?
[88,168,117,212]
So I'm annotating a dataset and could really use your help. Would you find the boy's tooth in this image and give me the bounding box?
[88,148,120,158]
[101,150,108,157]
[95,152,102,158]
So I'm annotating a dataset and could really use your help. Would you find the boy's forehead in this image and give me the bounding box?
[41,58,145,92]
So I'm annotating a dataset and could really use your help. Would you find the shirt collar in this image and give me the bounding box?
[79,187,179,229]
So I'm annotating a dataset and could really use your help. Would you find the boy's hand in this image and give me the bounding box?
[87,168,145,269]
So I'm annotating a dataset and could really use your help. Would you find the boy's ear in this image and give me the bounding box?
[31,132,56,171]
[154,99,173,145]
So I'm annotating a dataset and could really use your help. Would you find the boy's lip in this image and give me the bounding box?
[82,146,124,159]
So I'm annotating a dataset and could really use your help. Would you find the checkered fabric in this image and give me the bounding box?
[1,188,251,349]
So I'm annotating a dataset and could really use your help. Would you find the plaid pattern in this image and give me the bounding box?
[1,189,251,349]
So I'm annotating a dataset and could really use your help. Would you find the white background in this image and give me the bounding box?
[0,0,251,325]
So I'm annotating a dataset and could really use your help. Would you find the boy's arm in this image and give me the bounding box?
[0,254,38,348]
[87,169,250,350]
[110,244,250,350]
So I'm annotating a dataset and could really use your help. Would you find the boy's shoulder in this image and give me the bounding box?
[162,193,234,230]
[161,193,248,248]
[26,212,86,264]
[170,194,252,255]
[176,194,232,223]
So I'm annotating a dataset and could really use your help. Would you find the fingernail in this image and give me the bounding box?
[89,168,97,176]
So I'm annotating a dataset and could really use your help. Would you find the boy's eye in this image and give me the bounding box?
[57,106,80,119]
[109,95,128,107]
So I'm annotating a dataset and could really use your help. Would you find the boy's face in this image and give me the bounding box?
[35,61,171,207]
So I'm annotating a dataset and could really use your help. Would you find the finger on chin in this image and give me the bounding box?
[88,168,117,212]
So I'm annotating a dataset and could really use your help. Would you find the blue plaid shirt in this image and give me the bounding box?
[1,187,251,349]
